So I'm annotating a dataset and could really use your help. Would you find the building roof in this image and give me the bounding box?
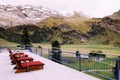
[0,49,100,80]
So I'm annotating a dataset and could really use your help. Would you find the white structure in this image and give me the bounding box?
[0,49,100,80]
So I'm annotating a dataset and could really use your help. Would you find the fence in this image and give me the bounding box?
[4,46,120,80]
[32,46,119,80]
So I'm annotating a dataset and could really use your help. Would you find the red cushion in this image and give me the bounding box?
[16,57,33,61]
[14,54,28,58]
[14,54,23,57]
[16,52,24,55]
[21,61,45,68]
[24,54,28,57]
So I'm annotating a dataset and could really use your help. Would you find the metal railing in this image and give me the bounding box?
[32,47,118,80]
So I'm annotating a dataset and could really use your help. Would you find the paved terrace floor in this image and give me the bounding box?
[0,49,100,80]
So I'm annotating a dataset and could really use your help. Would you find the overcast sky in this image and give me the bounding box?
[0,0,120,17]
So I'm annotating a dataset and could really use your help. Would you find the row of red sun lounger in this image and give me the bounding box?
[7,48,45,73]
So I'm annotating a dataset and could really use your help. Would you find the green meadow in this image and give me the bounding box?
[33,43,120,55]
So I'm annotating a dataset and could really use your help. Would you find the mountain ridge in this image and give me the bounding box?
[0,4,90,28]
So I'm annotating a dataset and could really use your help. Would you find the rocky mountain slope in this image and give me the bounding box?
[110,10,120,20]
[0,5,62,28]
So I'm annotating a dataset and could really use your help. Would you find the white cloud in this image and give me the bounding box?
[0,0,120,17]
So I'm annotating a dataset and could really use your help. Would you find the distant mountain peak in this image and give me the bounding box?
[110,9,120,20]
[64,11,89,22]
[73,11,90,18]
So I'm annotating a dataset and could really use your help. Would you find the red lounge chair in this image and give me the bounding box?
[11,53,29,65]
[15,61,45,73]
[7,48,28,58]
[14,57,34,69]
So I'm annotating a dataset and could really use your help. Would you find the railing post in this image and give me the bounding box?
[38,46,42,56]
[78,53,81,71]
[76,50,81,71]
[48,49,51,59]
[117,57,120,80]
[36,47,37,54]
[40,47,42,56]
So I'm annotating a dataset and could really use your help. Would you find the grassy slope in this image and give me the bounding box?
[37,16,120,45]
[0,38,18,46]
[37,16,91,34]
[86,18,120,46]
[37,17,64,28]
[36,16,92,44]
